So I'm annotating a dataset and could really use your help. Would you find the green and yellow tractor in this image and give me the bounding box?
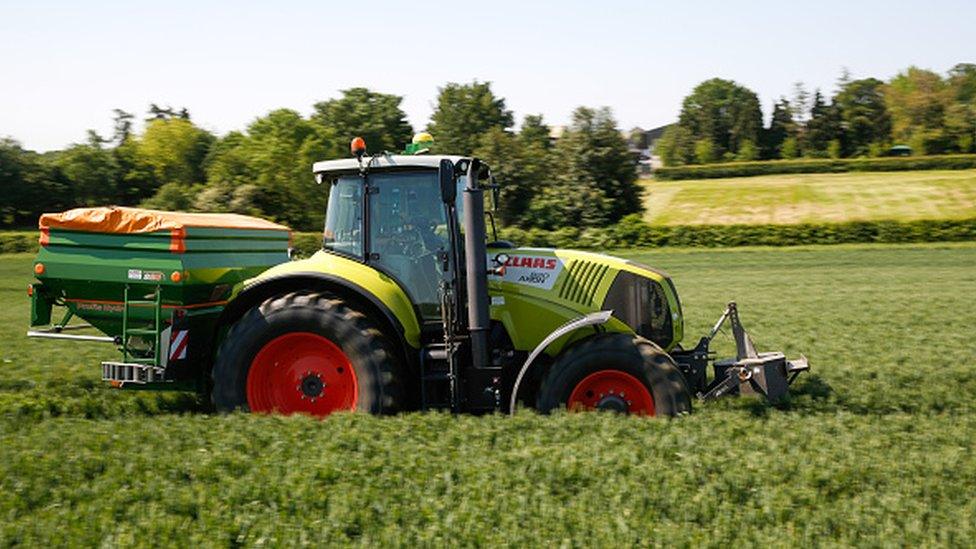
[28,137,807,417]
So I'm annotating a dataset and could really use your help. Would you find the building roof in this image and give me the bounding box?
[645,124,674,141]
[312,154,467,174]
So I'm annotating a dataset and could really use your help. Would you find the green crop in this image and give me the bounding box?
[2,244,975,546]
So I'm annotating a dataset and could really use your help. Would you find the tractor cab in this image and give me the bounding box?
[312,152,487,323]
[310,141,503,411]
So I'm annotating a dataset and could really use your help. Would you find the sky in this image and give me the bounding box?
[1,0,974,152]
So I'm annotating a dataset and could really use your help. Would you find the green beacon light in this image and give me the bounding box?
[404,132,434,155]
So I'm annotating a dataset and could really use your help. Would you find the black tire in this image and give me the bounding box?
[212,292,402,415]
[536,333,692,417]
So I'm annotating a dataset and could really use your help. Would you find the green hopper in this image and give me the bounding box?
[28,207,291,389]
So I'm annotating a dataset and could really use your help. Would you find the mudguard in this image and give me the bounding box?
[508,310,614,414]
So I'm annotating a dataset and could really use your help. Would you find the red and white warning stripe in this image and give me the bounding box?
[169,330,189,360]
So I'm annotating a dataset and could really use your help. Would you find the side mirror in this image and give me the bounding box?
[439,159,456,204]
[490,175,500,212]
[489,252,510,276]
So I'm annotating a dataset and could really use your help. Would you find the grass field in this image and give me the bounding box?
[2,244,976,546]
[642,169,976,226]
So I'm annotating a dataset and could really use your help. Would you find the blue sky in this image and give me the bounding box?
[1,0,973,151]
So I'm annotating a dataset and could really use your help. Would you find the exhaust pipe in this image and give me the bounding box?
[462,158,490,371]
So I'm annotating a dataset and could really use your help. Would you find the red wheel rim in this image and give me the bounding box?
[246,332,357,417]
[567,370,655,415]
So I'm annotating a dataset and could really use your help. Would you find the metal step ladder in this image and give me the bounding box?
[419,342,456,412]
[102,285,166,385]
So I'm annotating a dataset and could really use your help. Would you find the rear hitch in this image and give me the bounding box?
[696,302,809,403]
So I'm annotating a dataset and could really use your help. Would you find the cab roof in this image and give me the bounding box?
[312,154,467,175]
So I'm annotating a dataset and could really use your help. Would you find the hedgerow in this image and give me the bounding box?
[9,217,974,258]
[495,216,976,250]
[0,232,36,254]
[654,154,976,181]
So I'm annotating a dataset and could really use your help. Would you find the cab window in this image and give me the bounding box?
[323,177,364,257]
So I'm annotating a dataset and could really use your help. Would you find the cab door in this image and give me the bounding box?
[366,171,451,321]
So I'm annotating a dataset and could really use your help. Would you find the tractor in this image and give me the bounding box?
[28,135,808,417]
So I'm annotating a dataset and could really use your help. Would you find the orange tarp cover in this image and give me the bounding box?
[39,207,290,234]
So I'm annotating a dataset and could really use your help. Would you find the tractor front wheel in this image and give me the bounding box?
[536,333,692,417]
[212,293,402,417]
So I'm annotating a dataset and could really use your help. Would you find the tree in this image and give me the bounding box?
[141,182,198,211]
[763,99,794,159]
[146,104,190,121]
[885,67,950,154]
[136,117,214,187]
[198,131,263,215]
[111,109,135,144]
[475,128,541,226]
[949,63,976,101]
[57,135,121,206]
[827,139,843,159]
[834,78,891,156]
[311,88,412,154]
[519,114,551,149]
[780,137,800,159]
[656,125,695,166]
[791,82,810,125]
[694,138,717,164]
[946,63,976,152]
[837,67,853,89]
[804,90,842,157]
[528,107,640,229]
[674,78,763,162]
[113,137,157,204]
[428,81,514,155]
[0,139,72,227]
[736,139,759,161]
[202,109,340,230]
[627,127,649,151]
[473,114,556,226]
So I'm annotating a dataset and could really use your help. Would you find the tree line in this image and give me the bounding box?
[0,83,638,232]
[3,63,973,232]
[657,63,976,165]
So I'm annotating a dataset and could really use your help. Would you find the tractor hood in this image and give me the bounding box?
[486,246,684,353]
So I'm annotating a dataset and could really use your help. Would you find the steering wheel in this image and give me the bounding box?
[389,227,425,256]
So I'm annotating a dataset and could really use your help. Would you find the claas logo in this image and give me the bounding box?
[505,255,559,270]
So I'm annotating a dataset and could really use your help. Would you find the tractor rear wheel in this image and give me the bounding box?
[212,292,402,417]
[536,333,692,417]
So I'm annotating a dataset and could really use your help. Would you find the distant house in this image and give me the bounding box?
[547,122,675,175]
[629,124,674,175]
[548,125,566,146]
[645,124,672,151]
